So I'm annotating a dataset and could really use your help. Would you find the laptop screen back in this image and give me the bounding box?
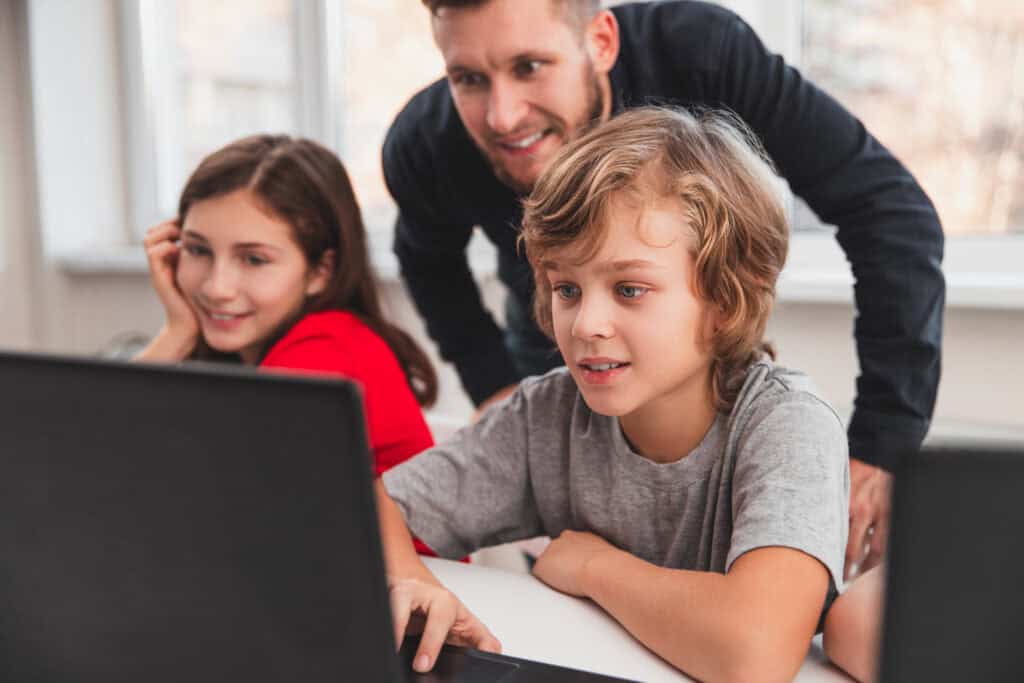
[0,352,403,683]
[880,443,1024,682]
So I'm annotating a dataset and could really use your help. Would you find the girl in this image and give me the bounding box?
[138,135,438,532]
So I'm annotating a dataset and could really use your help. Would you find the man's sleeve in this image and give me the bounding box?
[714,16,945,471]
[383,130,520,406]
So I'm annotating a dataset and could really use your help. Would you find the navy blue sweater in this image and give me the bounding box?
[383,1,944,471]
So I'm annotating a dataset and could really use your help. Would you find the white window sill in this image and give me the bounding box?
[55,233,1024,310]
[778,233,1024,309]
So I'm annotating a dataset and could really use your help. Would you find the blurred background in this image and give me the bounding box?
[1,0,1021,439]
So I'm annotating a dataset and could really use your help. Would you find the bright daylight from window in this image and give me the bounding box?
[804,0,1024,237]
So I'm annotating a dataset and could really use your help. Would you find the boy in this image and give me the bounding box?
[377,107,849,682]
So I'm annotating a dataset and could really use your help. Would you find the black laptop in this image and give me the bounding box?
[880,442,1024,682]
[0,351,632,682]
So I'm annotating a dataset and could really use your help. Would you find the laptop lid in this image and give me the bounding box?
[0,351,403,682]
[880,443,1024,682]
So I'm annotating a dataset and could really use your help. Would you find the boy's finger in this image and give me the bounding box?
[413,598,457,672]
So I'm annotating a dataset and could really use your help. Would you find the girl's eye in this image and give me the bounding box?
[183,244,210,257]
[243,254,269,267]
[554,283,580,300]
[617,284,648,300]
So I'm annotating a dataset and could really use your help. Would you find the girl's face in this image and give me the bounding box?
[543,191,716,426]
[176,188,330,364]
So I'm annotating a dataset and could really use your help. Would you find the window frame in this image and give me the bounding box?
[118,0,346,240]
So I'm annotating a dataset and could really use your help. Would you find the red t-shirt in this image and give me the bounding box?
[260,310,438,556]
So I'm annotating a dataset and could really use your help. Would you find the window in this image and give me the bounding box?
[803,0,1024,237]
[123,0,444,248]
[722,0,1024,306]
[124,0,344,234]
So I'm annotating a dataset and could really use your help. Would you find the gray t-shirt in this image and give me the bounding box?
[383,359,850,591]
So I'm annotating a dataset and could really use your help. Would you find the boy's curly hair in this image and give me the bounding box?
[521,107,789,413]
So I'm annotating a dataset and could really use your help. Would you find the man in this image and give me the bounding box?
[382,0,944,578]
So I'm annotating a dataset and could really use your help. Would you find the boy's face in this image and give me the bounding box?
[542,192,716,422]
[432,0,615,194]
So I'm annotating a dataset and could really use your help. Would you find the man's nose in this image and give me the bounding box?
[486,80,528,135]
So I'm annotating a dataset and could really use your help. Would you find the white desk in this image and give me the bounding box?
[423,557,853,682]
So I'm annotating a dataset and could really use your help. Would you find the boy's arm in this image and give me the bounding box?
[374,480,501,672]
[533,532,827,683]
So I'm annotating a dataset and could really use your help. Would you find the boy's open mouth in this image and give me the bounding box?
[580,362,629,372]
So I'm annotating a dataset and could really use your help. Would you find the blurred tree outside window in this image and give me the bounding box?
[803,0,1024,236]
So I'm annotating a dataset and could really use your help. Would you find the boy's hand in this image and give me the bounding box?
[388,576,501,673]
[532,530,616,597]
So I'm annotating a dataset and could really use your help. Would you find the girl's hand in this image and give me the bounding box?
[139,221,199,360]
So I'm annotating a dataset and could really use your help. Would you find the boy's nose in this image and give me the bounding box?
[571,296,614,340]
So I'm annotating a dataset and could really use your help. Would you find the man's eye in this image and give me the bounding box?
[452,72,486,88]
[554,284,580,300]
[513,60,542,78]
[617,284,648,299]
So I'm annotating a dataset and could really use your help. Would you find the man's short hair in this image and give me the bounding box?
[521,107,790,413]
[421,0,601,32]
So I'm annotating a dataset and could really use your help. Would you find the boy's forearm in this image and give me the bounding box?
[374,479,439,585]
[581,549,814,683]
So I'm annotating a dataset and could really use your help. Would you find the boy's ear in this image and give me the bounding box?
[305,248,335,296]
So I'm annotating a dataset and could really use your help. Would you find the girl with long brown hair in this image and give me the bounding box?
[138,135,439,541]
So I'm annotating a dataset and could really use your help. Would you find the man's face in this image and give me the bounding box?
[433,0,610,194]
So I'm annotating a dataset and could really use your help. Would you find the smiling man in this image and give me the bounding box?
[382,0,945,575]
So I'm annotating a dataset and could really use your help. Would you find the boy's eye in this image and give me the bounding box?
[182,243,211,257]
[554,283,580,300]
[616,284,648,300]
[513,60,543,78]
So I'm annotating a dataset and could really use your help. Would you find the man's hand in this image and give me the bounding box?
[532,530,617,597]
[845,458,894,580]
[388,577,501,673]
[470,384,518,423]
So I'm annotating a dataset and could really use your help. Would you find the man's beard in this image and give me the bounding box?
[488,66,606,196]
